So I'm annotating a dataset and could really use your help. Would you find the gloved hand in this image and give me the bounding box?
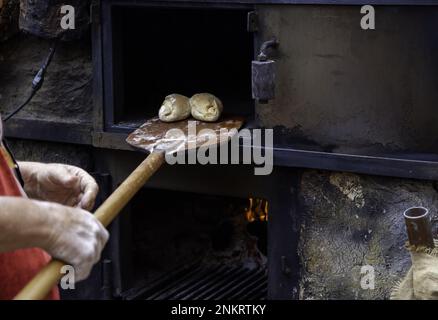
[0,197,109,282]
[410,244,438,299]
[18,162,99,211]
[391,240,438,300]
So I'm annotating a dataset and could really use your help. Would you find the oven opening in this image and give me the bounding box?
[109,6,255,131]
[123,188,267,300]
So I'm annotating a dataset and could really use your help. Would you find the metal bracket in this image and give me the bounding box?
[252,38,279,103]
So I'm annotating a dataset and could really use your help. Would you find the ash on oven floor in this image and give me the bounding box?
[124,263,267,300]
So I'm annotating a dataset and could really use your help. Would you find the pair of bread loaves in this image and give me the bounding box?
[158,93,223,123]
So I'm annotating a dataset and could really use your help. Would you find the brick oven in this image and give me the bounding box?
[2,0,438,300]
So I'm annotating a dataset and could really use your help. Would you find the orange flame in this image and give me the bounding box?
[245,197,268,222]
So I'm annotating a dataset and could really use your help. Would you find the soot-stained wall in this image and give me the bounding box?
[0,33,93,123]
[298,171,438,299]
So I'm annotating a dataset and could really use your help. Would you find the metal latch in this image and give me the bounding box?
[252,38,279,104]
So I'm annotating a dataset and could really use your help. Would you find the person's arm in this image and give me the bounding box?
[18,161,98,210]
[0,196,108,281]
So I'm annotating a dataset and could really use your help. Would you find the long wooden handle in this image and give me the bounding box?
[14,151,165,300]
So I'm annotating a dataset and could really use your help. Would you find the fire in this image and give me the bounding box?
[245,198,268,222]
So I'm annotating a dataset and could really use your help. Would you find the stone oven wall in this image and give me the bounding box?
[0,0,93,164]
[298,171,438,299]
[0,34,93,123]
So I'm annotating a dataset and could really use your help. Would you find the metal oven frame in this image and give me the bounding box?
[94,0,438,182]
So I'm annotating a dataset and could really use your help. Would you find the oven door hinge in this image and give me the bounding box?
[247,11,259,33]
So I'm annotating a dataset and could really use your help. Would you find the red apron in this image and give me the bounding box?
[0,141,59,300]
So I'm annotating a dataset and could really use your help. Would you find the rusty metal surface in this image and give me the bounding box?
[256,6,438,154]
[126,116,244,154]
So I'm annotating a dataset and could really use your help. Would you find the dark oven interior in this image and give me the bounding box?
[120,187,268,300]
[106,5,255,132]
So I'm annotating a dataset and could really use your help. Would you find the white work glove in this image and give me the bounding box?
[391,240,438,300]
[0,197,109,282]
[19,162,99,211]
[41,202,109,281]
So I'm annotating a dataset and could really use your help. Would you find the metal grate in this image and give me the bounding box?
[125,264,267,300]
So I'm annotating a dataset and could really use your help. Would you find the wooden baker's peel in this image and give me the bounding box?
[14,116,243,300]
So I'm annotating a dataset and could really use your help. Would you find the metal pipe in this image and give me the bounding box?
[403,206,435,248]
